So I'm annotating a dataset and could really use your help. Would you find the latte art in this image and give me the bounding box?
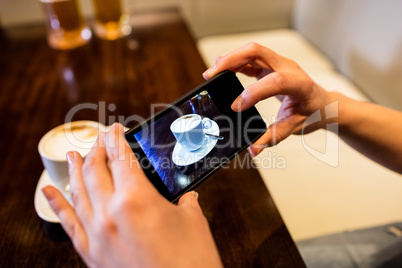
[170,115,201,133]
[40,122,102,161]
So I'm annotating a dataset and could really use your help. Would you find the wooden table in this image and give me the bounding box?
[0,10,305,267]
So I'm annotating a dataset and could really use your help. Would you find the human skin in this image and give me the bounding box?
[203,42,402,174]
[42,123,223,268]
[42,42,402,267]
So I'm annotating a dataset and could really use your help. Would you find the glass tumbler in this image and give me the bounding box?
[92,0,132,40]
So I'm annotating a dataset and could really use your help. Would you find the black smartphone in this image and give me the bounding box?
[125,70,266,202]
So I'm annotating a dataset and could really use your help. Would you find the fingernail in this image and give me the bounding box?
[110,123,124,135]
[193,191,199,200]
[42,186,55,201]
[232,96,245,111]
[117,123,125,134]
[66,151,76,165]
[215,56,221,63]
[249,147,261,157]
[202,65,216,80]
[249,144,267,157]
[96,131,106,148]
[247,147,255,157]
[109,123,116,132]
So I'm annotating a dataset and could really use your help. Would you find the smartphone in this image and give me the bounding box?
[125,70,266,202]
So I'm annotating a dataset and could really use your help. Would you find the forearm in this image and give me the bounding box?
[329,92,402,174]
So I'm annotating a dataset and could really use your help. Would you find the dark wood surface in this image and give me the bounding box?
[0,10,305,267]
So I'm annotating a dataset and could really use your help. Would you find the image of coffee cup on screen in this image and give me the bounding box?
[133,87,240,197]
[170,114,224,167]
[171,114,214,151]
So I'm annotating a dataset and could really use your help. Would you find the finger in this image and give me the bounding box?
[177,191,202,213]
[203,42,281,79]
[82,132,114,204]
[234,64,261,77]
[105,123,153,191]
[231,72,303,112]
[42,186,89,255]
[248,115,302,156]
[67,151,92,222]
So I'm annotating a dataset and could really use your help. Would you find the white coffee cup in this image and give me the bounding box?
[38,121,105,200]
[170,114,212,152]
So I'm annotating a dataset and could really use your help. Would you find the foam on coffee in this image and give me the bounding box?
[171,115,200,133]
[41,123,100,161]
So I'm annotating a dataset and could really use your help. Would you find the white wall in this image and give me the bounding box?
[0,0,44,26]
[191,0,293,37]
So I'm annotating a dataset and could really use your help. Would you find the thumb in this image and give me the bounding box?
[231,83,262,112]
[248,115,300,156]
[177,191,202,212]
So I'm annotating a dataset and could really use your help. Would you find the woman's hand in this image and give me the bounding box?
[203,42,334,156]
[42,123,222,268]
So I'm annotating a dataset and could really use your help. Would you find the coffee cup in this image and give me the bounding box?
[38,121,105,200]
[170,114,212,152]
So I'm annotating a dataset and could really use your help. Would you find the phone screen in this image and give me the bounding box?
[133,89,241,197]
[125,71,266,202]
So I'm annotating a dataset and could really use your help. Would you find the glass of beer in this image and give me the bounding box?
[39,0,92,50]
[92,0,132,40]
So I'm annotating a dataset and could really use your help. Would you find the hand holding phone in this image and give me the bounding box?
[42,124,223,268]
[125,70,266,202]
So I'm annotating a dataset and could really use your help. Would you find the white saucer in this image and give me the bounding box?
[172,120,220,167]
[34,170,61,223]
[34,126,130,223]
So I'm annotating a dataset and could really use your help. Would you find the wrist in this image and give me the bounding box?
[325,91,358,133]
[306,90,342,132]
